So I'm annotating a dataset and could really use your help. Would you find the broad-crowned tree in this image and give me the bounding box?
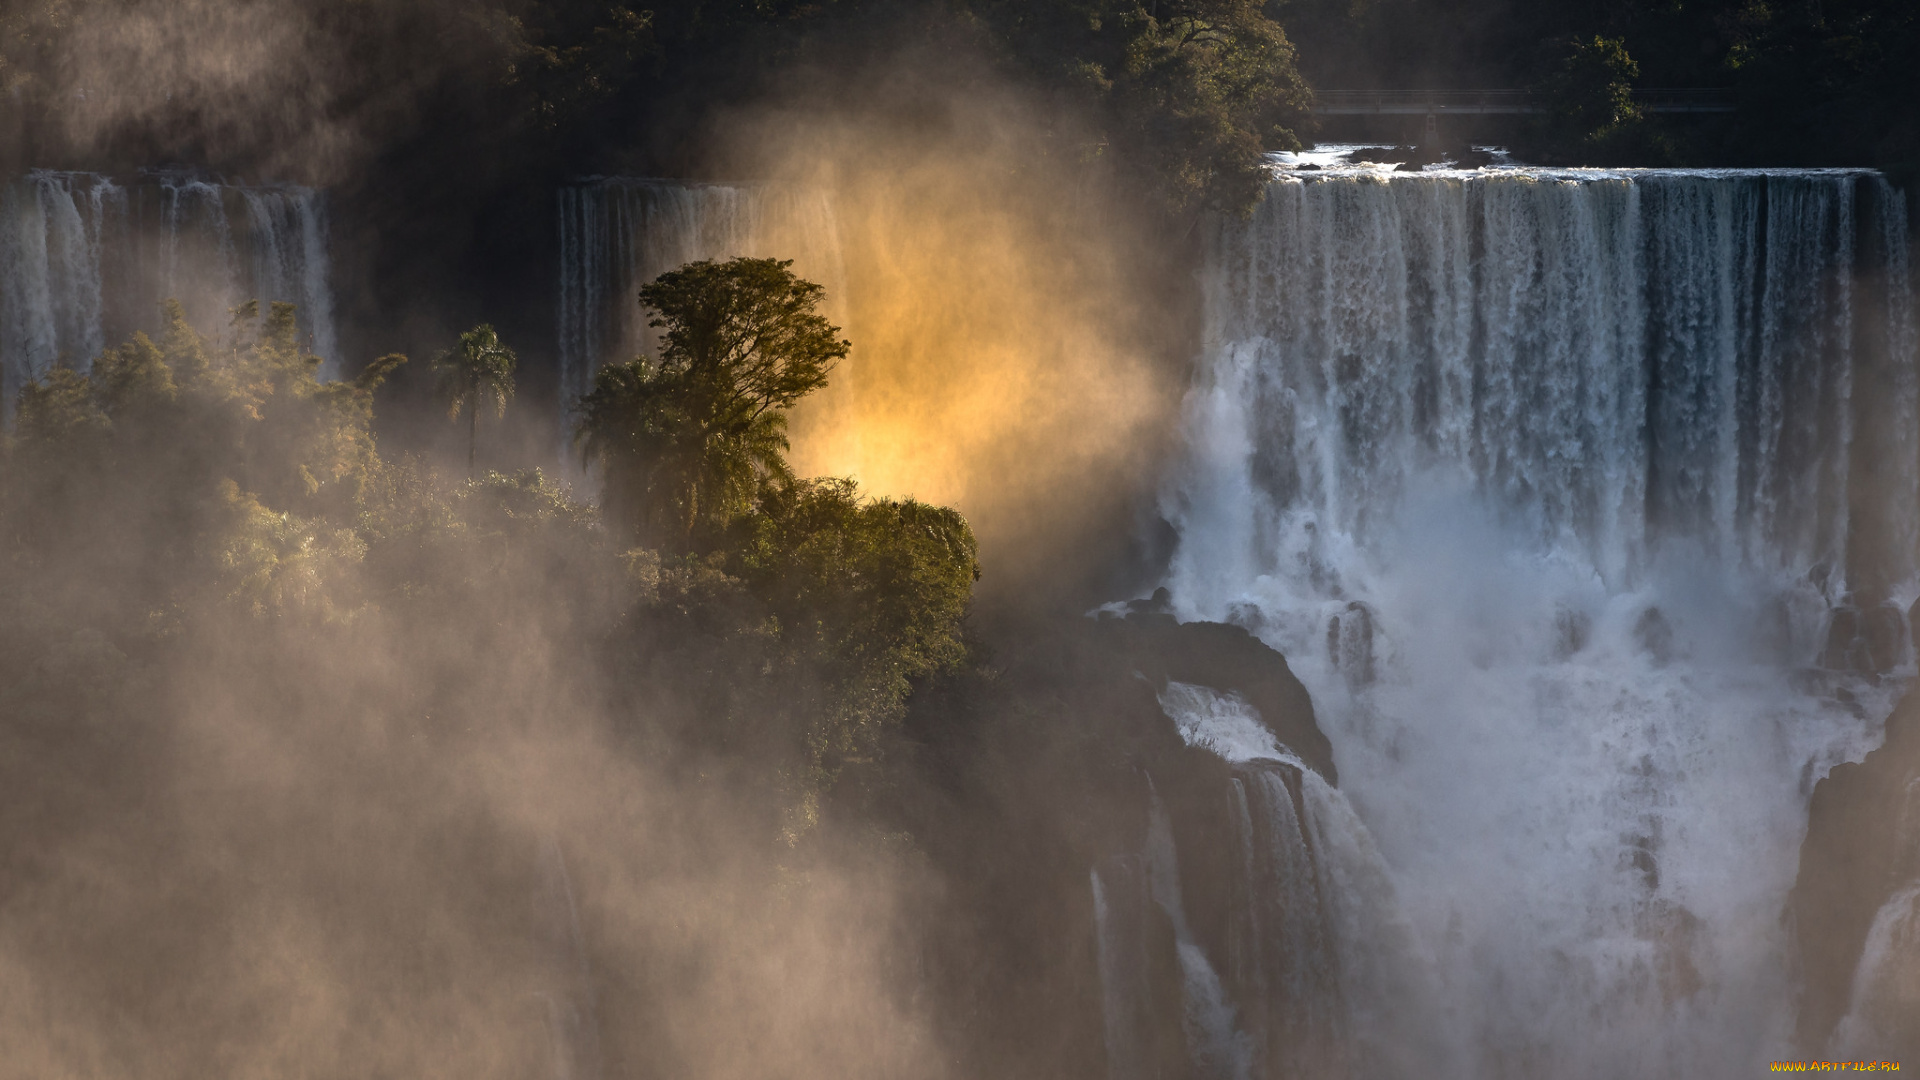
[576,256,847,551]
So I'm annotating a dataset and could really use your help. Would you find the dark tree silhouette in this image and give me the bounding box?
[576,256,847,550]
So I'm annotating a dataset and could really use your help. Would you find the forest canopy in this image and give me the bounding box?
[1,270,978,841]
[0,275,993,1073]
[3,0,1911,222]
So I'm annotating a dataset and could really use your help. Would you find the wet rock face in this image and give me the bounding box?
[1327,602,1377,692]
[1790,689,1920,1058]
[1091,853,1202,1080]
[1818,598,1910,675]
[1092,607,1334,785]
[951,599,1336,1079]
[1071,602,1339,1073]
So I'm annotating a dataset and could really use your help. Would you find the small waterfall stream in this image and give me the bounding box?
[535,836,601,1080]
[0,169,336,408]
[555,179,846,415]
[1100,682,1453,1078]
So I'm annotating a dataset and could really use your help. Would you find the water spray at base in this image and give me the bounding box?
[1138,167,1918,1077]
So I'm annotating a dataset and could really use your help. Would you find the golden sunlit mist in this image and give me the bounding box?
[713,62,1189,600]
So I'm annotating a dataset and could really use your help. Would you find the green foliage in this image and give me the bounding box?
[494,1,660,130]
[577,258,979,829]
[432,324,517,479]
[640,257,845,409]
[1276,0,1918,170]
[4,300,379,621]
[0,281,989,1068]
[463,467,600,538]
[1725,0,1920,172]
[1520,35,1675,164]
[578,357,782,549]
[433,324,517,422]
[1543,36,1641,137]
[207,478,368,619]
[615,478,980,834]
[954,0,1307,212]
[486,0,1312,214]
[577,257,846,550]
[2,278,977,852]
[14,366,107,455]
[743,477,980,778]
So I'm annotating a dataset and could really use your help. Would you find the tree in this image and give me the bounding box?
[576,257,847,550]
[966,0,1312,213]
[6,300,390,618]
[1542,36,1641,139]
[741,477,980,791]
[432,324,518,480]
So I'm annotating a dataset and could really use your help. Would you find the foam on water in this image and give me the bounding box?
[1159,680,1297,766]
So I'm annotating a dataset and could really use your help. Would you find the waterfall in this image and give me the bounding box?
[1830,880,1920,1056]
[238,185,337,365]
[0,171,117,403]
[535,835,601,1080]
[1159,168,1919,1076]
[0,170,337,410]
[1092,771,1253,1080]
[1226,768,1343,1075]
[1124,681,1451,1079]
[555,179,846,417]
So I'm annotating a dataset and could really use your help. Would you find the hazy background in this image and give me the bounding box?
[1,0,1917,1075]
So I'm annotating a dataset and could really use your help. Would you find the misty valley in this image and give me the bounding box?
[0,2,1918,1078]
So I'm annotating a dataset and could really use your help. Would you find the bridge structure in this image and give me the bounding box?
[1311,89,1738,116]
[1309,88,1736,146]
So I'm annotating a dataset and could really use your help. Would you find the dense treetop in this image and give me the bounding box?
[576,257,845,548]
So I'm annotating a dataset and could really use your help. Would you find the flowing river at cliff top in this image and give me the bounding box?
[1161,167,1916,1076]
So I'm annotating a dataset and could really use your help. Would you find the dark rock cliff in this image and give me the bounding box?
[885,599,1334,1079]
[1790,684,1920,1057]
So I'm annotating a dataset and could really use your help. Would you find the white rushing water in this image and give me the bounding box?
[555,179,846,418]
[0,170,336,410]
[1141,683,1451,1079]
[1158,167,1919,1077]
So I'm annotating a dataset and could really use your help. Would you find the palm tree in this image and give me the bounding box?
[432,324,517,479]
